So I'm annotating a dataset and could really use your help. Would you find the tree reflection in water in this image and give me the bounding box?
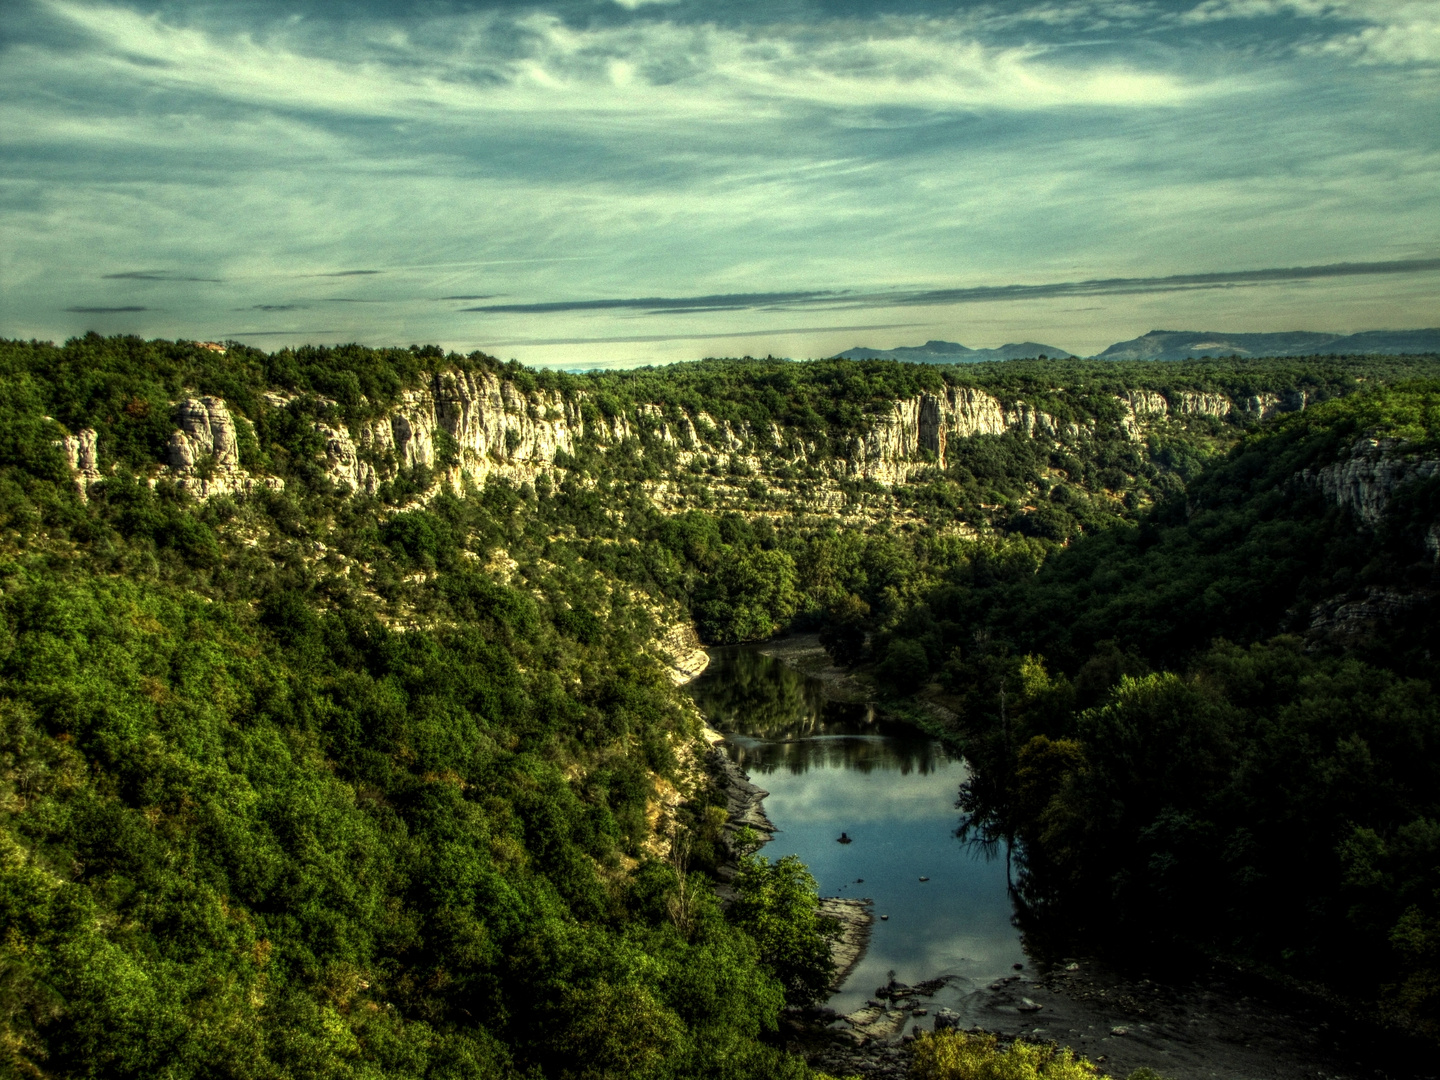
[691,648,954,776]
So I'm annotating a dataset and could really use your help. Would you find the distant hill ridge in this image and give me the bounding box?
[837,339,1074,363]
[1097,328,1440,361]
[841,328,1440,364]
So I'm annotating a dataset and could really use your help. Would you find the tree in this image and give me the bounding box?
[728,853,838,1007]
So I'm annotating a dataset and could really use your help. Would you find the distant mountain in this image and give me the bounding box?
[837,339,1074,363]
[1097,328,1440,361]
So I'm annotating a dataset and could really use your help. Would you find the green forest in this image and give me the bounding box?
[871,382,1440,1037]
[1,334,1438,1077]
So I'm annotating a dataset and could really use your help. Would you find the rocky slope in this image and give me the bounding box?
[1303,436,1440,531]
[54,369,1312,511]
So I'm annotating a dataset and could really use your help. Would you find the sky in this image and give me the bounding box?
[2,0,1437,367]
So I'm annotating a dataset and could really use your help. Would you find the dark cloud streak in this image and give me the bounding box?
[466,290,837,314]
[893,259,1440,307]
[462,258,1440,317]
[224,330,347,337]
[103,271,222,282]
[485,322,924,347]
[65,305,149,313]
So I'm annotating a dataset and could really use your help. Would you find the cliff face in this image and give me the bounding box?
[843,387,1084,483]
[1304,438,1440,528]
[58,428,102,498]
[168,396,285,498]
[54,366,1294,507]
[317,371,587,495]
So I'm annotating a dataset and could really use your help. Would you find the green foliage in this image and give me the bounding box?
[0,338,865,1078]
[728,853,839,1007]
[917,383,1440,1033]
[2,336,1437,1071]
[909,1031,1104,1080]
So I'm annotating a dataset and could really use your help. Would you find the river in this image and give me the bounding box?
[693,646,1433,1080]
[690,646,1025,1028]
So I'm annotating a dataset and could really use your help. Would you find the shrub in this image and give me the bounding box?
[909,1032,1104,1080]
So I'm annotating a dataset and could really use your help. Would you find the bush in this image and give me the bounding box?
[910,1032,1104,1080]
[728,853,838,1007]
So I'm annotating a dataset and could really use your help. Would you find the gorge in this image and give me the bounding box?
[2,334,1438,1080]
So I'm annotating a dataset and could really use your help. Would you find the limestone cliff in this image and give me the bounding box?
[840,386,1077,483]
[167,396,284,498]
[322,370,586,495]
[53,366,1283,508]
[57,428,102,498]
[1303,438,1440,527]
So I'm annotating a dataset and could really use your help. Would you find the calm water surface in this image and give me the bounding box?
[691,647,1025,1023]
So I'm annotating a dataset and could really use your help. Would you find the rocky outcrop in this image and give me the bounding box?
[1306,586,1432,650]
[318,423,378,494]
[102,366,1291,505]
[1172,391,1231,418]
[58,428,102,498]
[167,396,283,498]
[658,622,710,686]
[707,744,776,894]
[1123,390,1169,418]
[819,897,874,991]
[843,387,1067,483]
[169,396,239,472]
[316,370,587,494]
[1235,388,1310,422]
[1303,438,1440,526]
[1116,389,1239,439]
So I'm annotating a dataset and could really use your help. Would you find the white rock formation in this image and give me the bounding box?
[840,387,1067,483]
[339,369,587,492]
[58,428,102,497]
[1172,391,1231,418]
[167,396,283,498]
[1124,390,1170,418]
[1234,390,1309,421]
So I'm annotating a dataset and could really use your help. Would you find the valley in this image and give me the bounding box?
[1,334,1438,1079]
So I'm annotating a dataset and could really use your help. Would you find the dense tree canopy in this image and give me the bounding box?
[1,334,1437,1074]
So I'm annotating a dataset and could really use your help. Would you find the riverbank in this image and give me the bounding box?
[756,633,967,744]
[793,953,1433,1080]
[756,633,871,704]
[749,637,1434,1080]
[702,730,878,984]
[820,898,874,990]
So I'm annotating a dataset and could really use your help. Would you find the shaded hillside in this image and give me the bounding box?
[870,382,1440,1036]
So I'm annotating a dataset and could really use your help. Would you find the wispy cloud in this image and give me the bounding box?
[102,270,222,282]
[3,0,1436,362]
[486,322,925,347]
[464,258,1440,316]
[29,0,1235,126]
[469,290,838,314]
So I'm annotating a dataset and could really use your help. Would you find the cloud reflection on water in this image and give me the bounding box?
[690,646,1025,1014]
